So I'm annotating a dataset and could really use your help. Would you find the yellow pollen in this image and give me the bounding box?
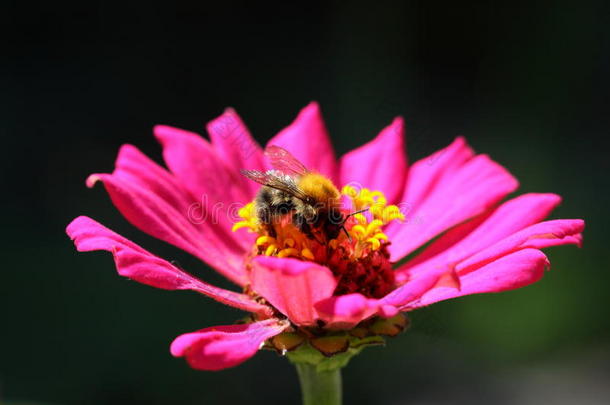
[232,202,261,233]
[374,232,388,241]
[277,248,300,258]
[353,213,368,225]
[256,235,275,246]
[350,224,366,239]
[366,237,381,250]
[301,248,315,260]
[264,245,277,256]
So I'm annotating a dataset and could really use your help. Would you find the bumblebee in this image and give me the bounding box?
[241,145,347,241]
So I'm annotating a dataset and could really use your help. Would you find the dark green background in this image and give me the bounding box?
[2,1,608,404]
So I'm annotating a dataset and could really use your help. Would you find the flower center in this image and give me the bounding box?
[233,185,404,298]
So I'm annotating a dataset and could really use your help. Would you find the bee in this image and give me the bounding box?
[241,145,348,242]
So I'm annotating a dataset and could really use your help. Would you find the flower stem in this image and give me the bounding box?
[295,363,342,405]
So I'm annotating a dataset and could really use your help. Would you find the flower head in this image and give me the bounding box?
[67,102,584,371]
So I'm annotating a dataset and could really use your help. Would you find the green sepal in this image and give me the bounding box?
[269,332,305,353]
[310,335,350,357]
[348,327,370,339]
[286,334,385,372]
[368,313,410,336]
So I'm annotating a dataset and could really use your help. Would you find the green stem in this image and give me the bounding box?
[295,363,342,405]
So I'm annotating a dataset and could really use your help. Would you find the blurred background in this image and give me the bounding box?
[2,1,608,404]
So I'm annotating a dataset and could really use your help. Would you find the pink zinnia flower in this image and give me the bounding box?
[66,102,584,371]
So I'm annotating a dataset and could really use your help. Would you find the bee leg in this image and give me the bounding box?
[257,205,277,238]
[293,213,313,237]
[293,213,325,245]
[292,212,309,235]
[264,223,277,238]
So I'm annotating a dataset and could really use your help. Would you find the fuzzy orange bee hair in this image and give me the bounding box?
[296,173,341,209]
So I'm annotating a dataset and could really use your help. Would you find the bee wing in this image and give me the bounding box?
[240,169,310,201]
[264,145,309,176]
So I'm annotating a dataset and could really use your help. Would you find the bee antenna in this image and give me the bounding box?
[336,208,368,243]
[341,208,369,224]
[341,225,352,242]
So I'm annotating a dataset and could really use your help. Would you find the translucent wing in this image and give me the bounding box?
[240,169,310,201]
[265,145,309,176]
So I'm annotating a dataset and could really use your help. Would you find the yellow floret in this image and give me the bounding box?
[341,186,404,254]
[232,202,260,233]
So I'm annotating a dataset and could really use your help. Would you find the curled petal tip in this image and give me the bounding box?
[153,124,201,144]
[152,124,169,137]
[85,174,101,188]
[391,115,405,127]
[66,215,88,239]
[170,320,288,371]
[306,100,320,109]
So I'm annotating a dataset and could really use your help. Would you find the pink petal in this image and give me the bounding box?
[405,249,550,308]
[266,102,338,181]
[395,193,563,283]
[87,145,248,285]
[383,136,473,240]
[154,125,255,239]
[315,293,401,329]
[249,256,337,326]
[398,137,474,213]
[457,219,584,275]
[170,319,288,371]
[154,124,259,255]
[205,108,267,197]
[66,216,271,317]
[381,266,455,307]
[388,148,519,261]
[339,117,408,204]
[315,294,381,329]
[316,259,459,327]
[396,219,584,309]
